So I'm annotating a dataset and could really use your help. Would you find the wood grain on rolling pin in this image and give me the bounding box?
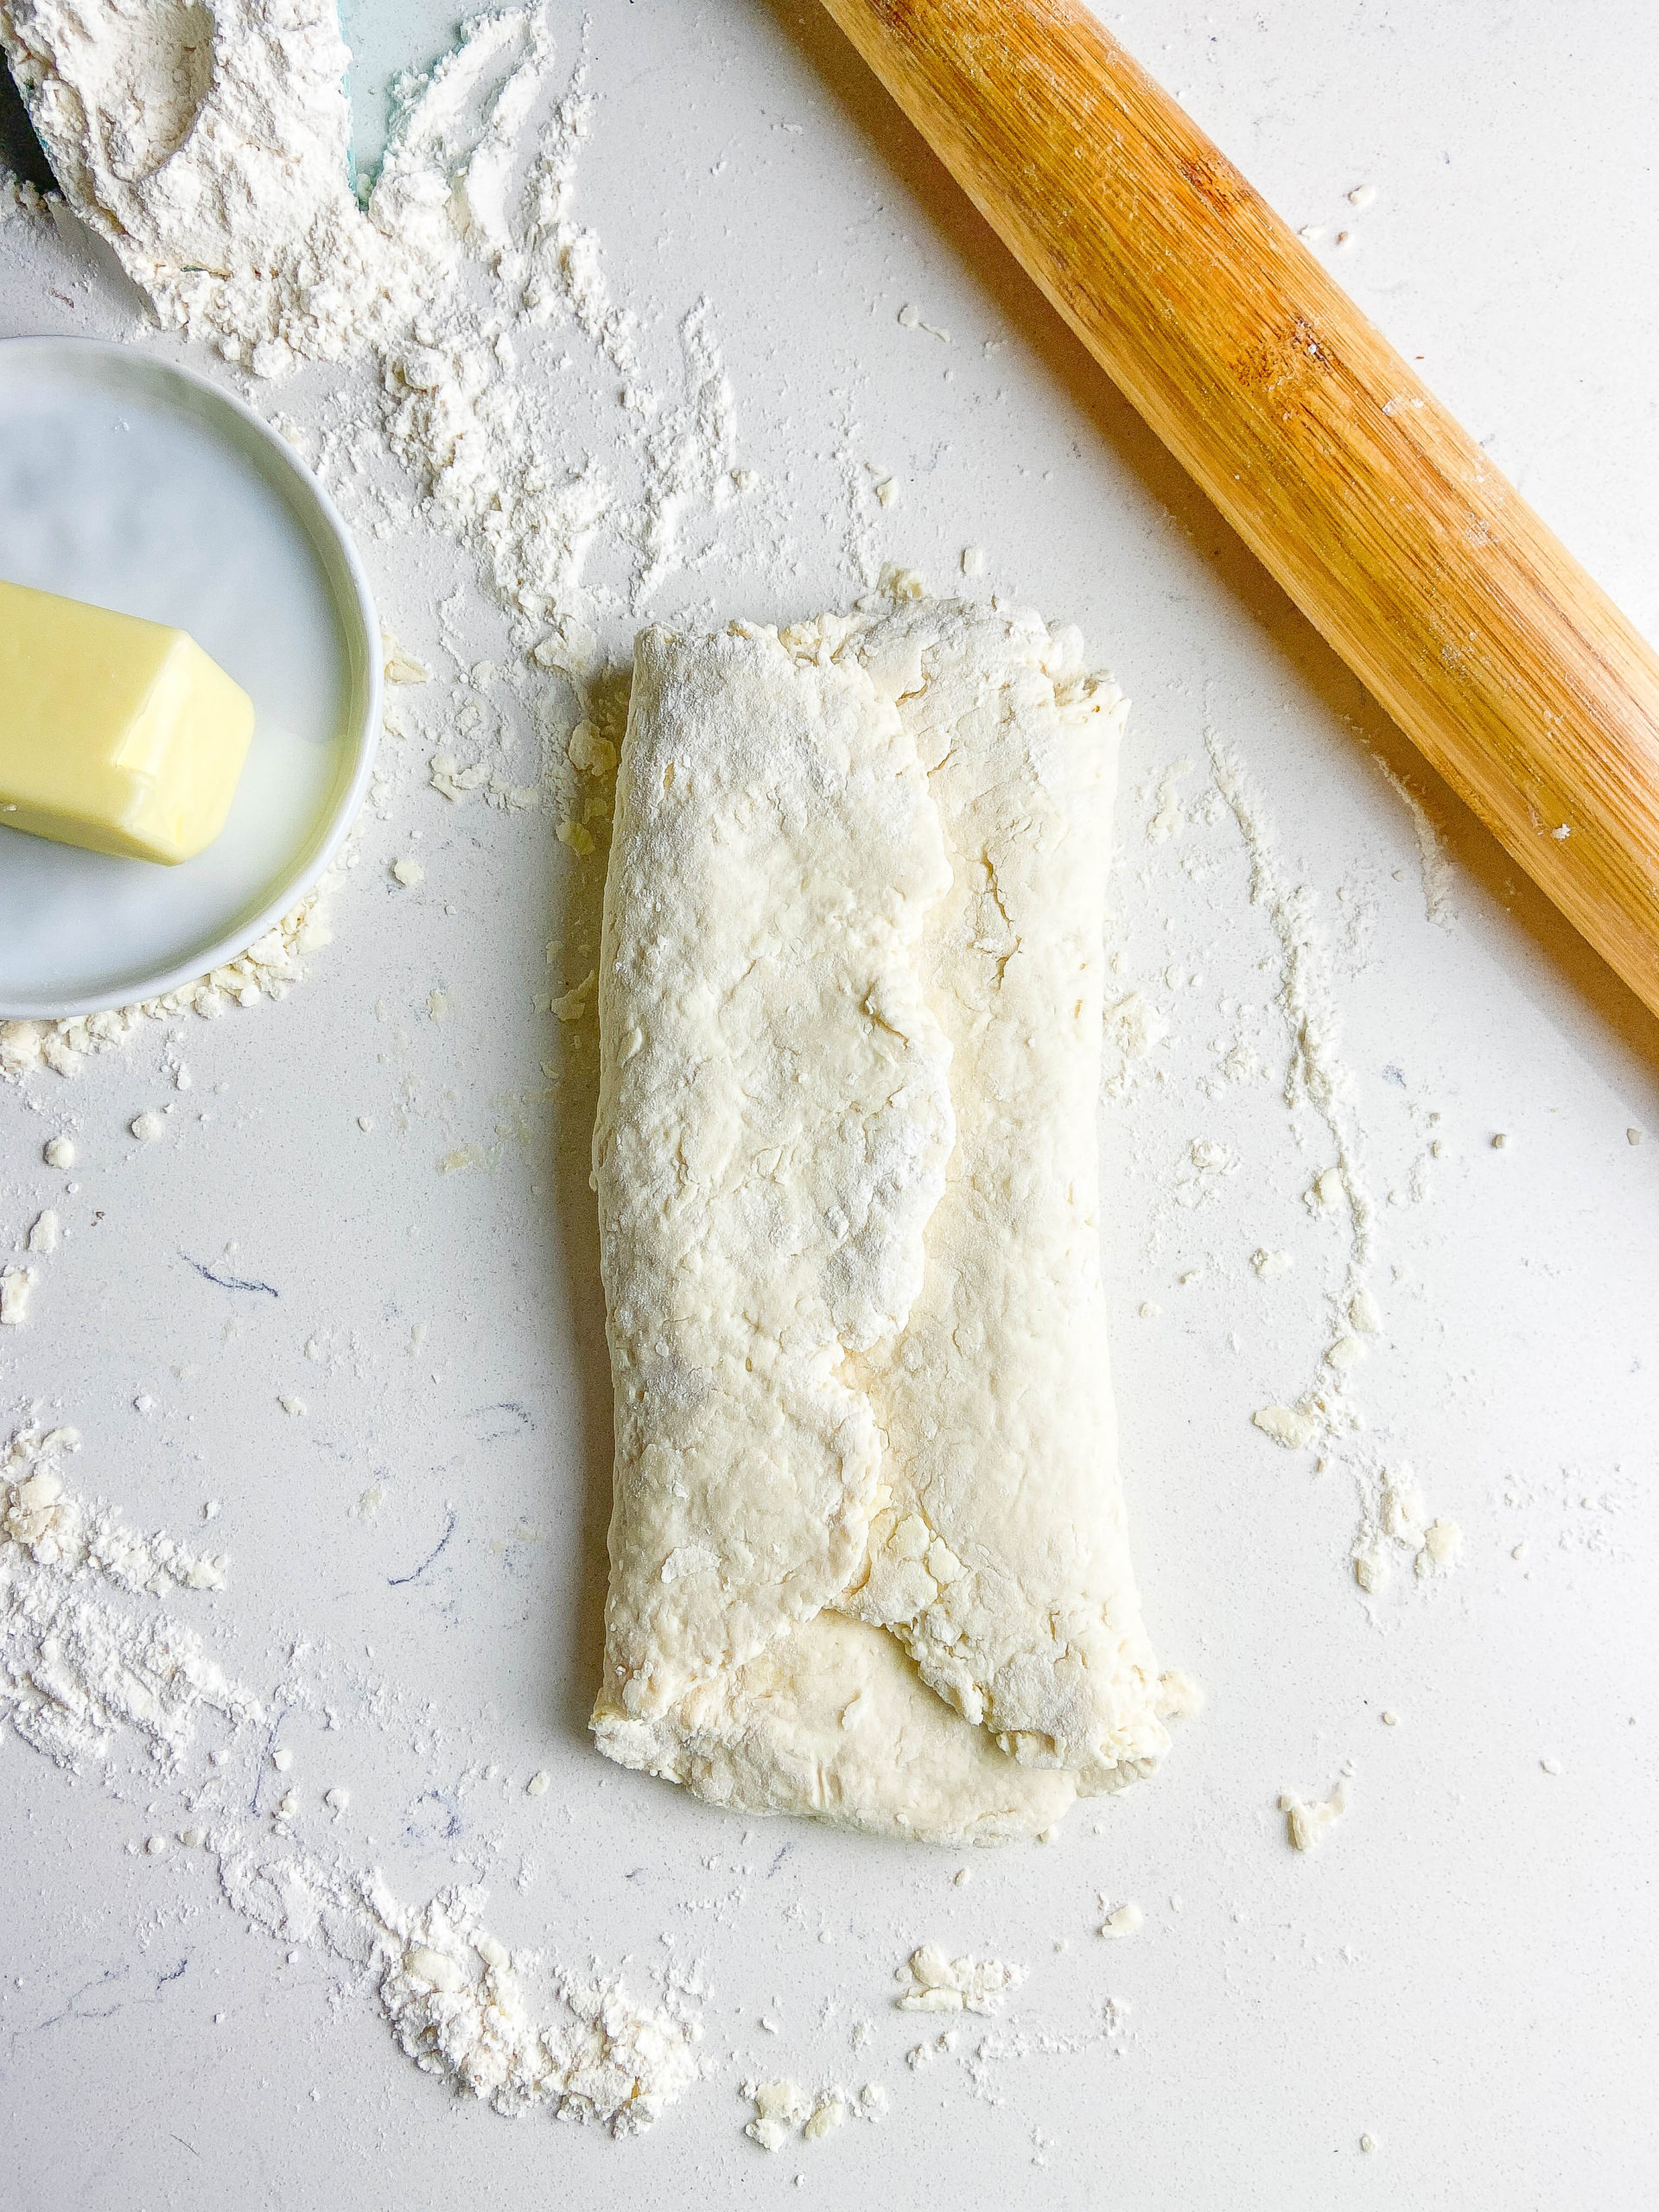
[822,0,1659,1016]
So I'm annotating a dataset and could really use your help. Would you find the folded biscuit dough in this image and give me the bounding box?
[589,586,1189,1842]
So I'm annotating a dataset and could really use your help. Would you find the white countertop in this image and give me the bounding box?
[3,3,1656,2205]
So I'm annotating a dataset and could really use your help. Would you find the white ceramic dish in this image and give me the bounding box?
[0,336,379,1020]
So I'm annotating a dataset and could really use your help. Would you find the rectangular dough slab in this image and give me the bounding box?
[589,587,1185,1842]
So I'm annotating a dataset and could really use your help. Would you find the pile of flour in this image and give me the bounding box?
[0,1419,703,2131]
[0,0,741,1068]
[0,0,740,620]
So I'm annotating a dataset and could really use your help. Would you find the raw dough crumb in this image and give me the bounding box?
[874,475,900,507]
[1540,1758,1562,1776]
[803,2094,846,2140]
[961,545,988,577]
[391,857,424,887]
[1348,183,1377,208]
[1252,1249,1294,1279]
[1280,1766,1352,1852]
[1491,1132,1510,1150]
[1414,1517,1462,1575]
[27,1211,60,1255]
[525,1770,551,1797]
[1360,2132,1378,2153]
[278,1396,307,1418]
[1353,1463,1459,1596]
[3,865,344,1083]
[1381,1710,1399,1726]
[43,1137,74,1169]
[552,972,597,1023]
[1098,1901,1143,1940]
[746,2080,811,2150]
[1306,1166,1345,1211]
[1349,1288,1382,1332]
[0,1266,35,1326]
[383,637,431,685]
[1253,1404,1320,1450]
[1629,1128,1643,1146]
[895,1944,1023,2015]
[130,1112,166,1142]
[568,721,617,776]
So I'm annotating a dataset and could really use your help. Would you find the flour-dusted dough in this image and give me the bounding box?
[590,589,1184,1841]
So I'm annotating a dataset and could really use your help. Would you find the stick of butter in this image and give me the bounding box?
[0,578,255,865]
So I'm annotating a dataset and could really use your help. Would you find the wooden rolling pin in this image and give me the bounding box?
[821,0,1659,1017]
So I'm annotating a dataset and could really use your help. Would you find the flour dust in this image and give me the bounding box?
[0,1419,704,2133]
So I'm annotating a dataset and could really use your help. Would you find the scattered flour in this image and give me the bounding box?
[1173,1135,1238,1208]
[1146,761,1190,842]
[1105,990,1167,1063]
[1366,747,1455,927]
[1209,735,1376,1453]
[0,1421,702,2133]
[1,1424,245,1768]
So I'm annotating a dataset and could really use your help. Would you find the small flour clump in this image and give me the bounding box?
[895,1944,1024,2015]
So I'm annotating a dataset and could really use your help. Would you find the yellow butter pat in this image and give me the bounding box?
[0,578,255,865]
